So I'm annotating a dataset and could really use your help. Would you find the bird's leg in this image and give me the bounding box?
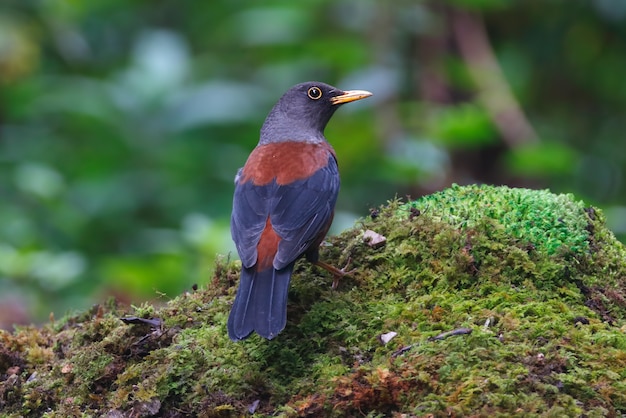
[313,257,355,289]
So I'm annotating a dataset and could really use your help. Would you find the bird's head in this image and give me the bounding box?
[260,81,372,144]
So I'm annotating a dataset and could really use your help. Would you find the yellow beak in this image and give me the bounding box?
[330,89,373,105]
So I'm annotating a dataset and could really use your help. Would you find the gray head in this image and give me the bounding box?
[259,81,372,145]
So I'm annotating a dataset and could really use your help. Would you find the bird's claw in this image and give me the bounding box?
[312,258,355,289]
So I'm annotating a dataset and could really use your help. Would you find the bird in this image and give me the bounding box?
[227,81,372,341]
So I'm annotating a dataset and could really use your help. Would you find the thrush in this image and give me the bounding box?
[227,81,372,341]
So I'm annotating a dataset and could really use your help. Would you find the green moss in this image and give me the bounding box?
[1,185,625,416]
[404,184,591,256]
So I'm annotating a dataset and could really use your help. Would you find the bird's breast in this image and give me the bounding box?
[239,141,337,186]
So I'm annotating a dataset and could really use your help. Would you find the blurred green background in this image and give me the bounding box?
[1,0,625,328]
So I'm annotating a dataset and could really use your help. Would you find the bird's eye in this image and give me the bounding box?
[307,87,322,100]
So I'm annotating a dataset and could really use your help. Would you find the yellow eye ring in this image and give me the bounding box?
[307,86,322,100]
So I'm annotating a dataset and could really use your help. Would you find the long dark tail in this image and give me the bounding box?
[227,263,294,341]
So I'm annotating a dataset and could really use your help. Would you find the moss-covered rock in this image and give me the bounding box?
[1,184,625,417]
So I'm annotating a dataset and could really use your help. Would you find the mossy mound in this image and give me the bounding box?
[1,184,625,417]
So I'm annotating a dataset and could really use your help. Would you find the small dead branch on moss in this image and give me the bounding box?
[391,345,413,357]
[120,317,163,328]
[428,327,472,341]
[392,327,473,357]
[119,316,178,355]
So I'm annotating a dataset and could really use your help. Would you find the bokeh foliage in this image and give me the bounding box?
[0,0,625,324]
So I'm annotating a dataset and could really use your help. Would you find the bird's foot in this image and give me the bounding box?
[314,258,355,289]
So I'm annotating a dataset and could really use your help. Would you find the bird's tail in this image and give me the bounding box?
[227,264,294,341]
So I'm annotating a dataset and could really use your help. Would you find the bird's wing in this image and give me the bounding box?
[231,175,276,268]
[231,154,339,270]
[271,155,339,268]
